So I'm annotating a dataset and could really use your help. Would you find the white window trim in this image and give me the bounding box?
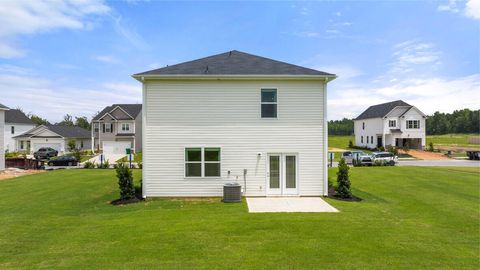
[93,123,99,132]
[389,120,396,128]
[260,88,278,119]
[406,120,420,129]
[184,147,222,179]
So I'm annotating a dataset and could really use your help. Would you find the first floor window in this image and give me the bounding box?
[185,147,221,177]
[406,120,420,129]
[361,136,363,143]
[371,136,374,144]
[367,136,369,144]
[80,140,84,148]
[389,120,396,127]
[20,141,24,149]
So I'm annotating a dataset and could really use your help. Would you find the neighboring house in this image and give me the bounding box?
[4,109,36,152]
[91,104,142,155]
[133,50,336,198]
[353,100,426,149]
[0,103,9,171]
[14,125,91,154]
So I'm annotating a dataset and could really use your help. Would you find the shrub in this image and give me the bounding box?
[403,141,410,153]
[378,146,385,152]
[386,145,398,156]
[428,142,434,152]
[83,161,95,169]
[336,158,352,198]
[348,140,354,148]
[116,162,135,200]
[97,160,110,169]
[374,160,386,166]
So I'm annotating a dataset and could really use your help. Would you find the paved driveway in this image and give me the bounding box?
[86,154,126,165]
[246,197,339,213]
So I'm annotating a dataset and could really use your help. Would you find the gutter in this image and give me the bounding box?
[132,74,337,82]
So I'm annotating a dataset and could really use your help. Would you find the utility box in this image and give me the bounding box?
[223,183,242,203]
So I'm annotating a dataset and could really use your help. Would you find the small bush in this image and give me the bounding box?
[116,162,135,200]
[403,141,410,153]
[348,140,354,148]
[378,146,385,152]
[386,145,398,156]
[373,160,386,166]
[428,142,434,152]
[97,160,110,169]
[336,158,352,198]
[83,161,95,169]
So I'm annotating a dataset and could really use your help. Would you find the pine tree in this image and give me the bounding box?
[336,158,352,198]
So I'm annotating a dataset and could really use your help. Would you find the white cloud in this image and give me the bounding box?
[389,40,441,75]
[0,66,141,122]
[94,55,121,64]
[438,0,480,20]
[0,0,110,58]
[465,0,480,19]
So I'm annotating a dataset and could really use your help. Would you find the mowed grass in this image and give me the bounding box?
[0,167,479,269]
[427,134,480,148]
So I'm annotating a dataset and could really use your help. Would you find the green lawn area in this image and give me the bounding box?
[427,134,480,148]
[0,167,479,269]
[329,135,354,149]
[118,152,142,163]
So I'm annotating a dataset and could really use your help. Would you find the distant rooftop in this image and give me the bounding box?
[355,100,412,120]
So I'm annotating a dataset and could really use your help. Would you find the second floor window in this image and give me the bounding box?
[362,122,365,130]
[11,126,14,134]
[121,123,130,131]
[103,123,112,133]
[406,120,420,129]
[261,89,277,118]
[389,120,396,127]
[361,136,363,143]
[94,123,99,132]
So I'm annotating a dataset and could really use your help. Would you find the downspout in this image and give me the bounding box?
[323,77,329,196]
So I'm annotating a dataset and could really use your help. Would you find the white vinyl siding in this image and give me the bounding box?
[143,80,326,197]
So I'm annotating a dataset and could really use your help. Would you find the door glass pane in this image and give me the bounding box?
[205,163,220,177]
[286,156,296,189]
[269,156,280,189]
[185,148,201,161]
[185,163,201,177]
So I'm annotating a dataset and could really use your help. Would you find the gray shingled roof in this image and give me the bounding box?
[355,100,412,120]
[92,104,142,121]
[5,109,33,124]
[0,103,9,110]
[46,125,91,138]
[134,50,335,76]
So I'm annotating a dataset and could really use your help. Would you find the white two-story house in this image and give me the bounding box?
[91,104,142,155]
[354,100,426,149]
[4,109,36,152]
[0,103,8,171]
[133,50,336,198]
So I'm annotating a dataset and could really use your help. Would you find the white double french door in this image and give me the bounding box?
[267,154,298,195]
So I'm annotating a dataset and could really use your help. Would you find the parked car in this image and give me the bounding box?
[342,151,373,166]
[372,152,398,165]
[34,147,58,159]
[466,151,480,160]
[47,156,78,167]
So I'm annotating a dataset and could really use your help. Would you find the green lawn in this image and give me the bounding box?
[118,152,143,163]
[427,134,480,148]
[0,167,479,269]
[329,135,354,149]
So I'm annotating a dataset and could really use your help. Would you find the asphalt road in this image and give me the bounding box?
[329,159,480,167]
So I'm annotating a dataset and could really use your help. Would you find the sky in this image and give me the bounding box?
[0,0,479,122]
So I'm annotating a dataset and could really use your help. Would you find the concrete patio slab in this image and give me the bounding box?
[246,197,339,213]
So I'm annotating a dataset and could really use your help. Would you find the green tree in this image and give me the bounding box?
[336,158,352,198]
[57,114,74,126]
[116,162,135,200]
[75,116,91,130]
[29,114,50,126]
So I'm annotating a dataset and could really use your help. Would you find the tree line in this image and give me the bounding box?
[328,108,480,135]
[17,108,92,131]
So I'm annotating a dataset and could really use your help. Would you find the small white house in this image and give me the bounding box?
[14,125,92,154]
[0,103,9,171]
[354,100,426,149]
[4,109,36,152]
[133,50,336,197]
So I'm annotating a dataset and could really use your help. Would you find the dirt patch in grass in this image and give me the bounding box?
[328,186,362,202]
[0,168,45,181]
[110,197,143,205]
